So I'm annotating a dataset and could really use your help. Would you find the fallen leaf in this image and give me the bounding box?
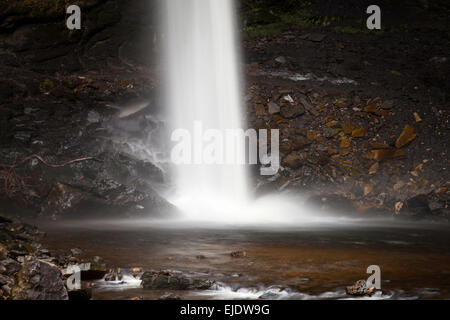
[413,112,422,122]
[326,120,339,127]
[255,104,266,116]
[341,122,355,135]
[369,162,379,175]
[340,137,351,148]
[369,142,390,149]
[364,103,380,114]
[364,184,374,196]
[372,149,396,161]
[352,127,365,138]
[395,125,417,148]
[395,201,403,213]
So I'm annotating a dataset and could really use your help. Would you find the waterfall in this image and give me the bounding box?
[162,0,249,221]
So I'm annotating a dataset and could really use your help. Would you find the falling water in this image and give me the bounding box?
[161,1,341,224]
[163,0,249,221]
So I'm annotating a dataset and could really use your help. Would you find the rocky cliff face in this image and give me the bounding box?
[0,0,176,219]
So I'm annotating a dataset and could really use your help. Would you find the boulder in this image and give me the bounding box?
[11,256,68,300]
[400,194,432,219]
[141,271,213,291]
[346,280,375,296]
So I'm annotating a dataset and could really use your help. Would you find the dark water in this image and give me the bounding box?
[37,219,450,300]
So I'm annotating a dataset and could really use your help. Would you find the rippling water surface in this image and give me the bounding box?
[38,219,450,300]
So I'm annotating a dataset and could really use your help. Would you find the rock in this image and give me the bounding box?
[275,56,287,64]
[255,104,266,116]
[130,267,142,277]
[395,125,417,148]
[306,194,356,217]
[11,256,68,300]
[0,244,7,260]
[68,288,92,301]
[400,194,432,219]
[141,270,213,291]
[1,258,21,276]
[346,280,375,296]
[268,102,280,114]
[364,184,374,196]
[308,33,326,42]
[340,137,350,148]
[40,183,87,216]
[87,110,101,123]
[230,251,247,258]
[381,100,394,109]
[280,104,305,119]
[0,216,13,224]
[104,268,123,282]
[323,127,338,138]
[282,152,305,169]
[70,248,83,256]
[159,293,181,300]
[40,179,177,219]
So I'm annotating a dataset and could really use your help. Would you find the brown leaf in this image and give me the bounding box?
[364,103,380,114]
[413,112,422,122]
[372,149,396,161]
[369,162,379,175]
[340,137,351,148]
[326,120,339,127]
[369,142,390,149]
[351,127,365,138]
[364,184,374,196]
[395,125,417,148]
[341,122,355,135]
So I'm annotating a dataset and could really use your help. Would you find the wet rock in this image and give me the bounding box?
[141,270,213,290]
[0,216,13,224]
[1,258,21,276]
[40,183,87,216]
[230,251,247,258]
[323,127,338,138]
[306,194,356,217]
[159,292,181,300]
[0,244,7,260]
[142,271,190,290]
[11,256,68,300]
[282,152,305,169]
[104,268,123,282]
[87,110,101,123]
[306,33,326,42]
[346,280,375,296]
[68,288,92,301]
[70,248,83,256]
[130,267,142,277]
[280,104,305,119]
[399,194,432,219]
[268,102,280,114]
[40,179,177,219]
[275,56,287,64]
